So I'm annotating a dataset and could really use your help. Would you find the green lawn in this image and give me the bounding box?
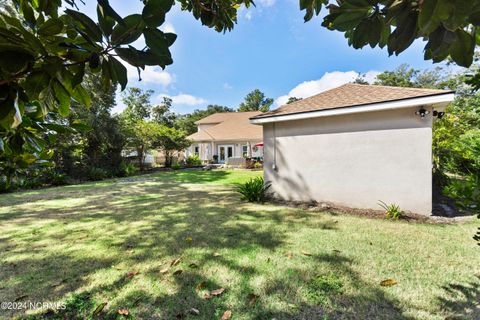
[0,170,479,320]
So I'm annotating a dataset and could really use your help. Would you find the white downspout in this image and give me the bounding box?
[272,122,277,171]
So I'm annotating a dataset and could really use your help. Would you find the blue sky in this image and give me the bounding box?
[81,0,438,114]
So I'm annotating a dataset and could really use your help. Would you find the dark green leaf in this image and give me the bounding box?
[164,32,177,47]
[351,20,370,49]
[142,0,174,27]
[115,47,172,68]
[72,85,91,107]
[108,56,128,90]
[418,0,439,35]
[52,80,70,116]
[21,1,36,25]
[16,153,37,168]
[71,64,85,88]
[450,29,475,67]
[332,11,369,31]
[0,45,35,74]
[38,18,63,36]
[24,131,45,152]
[143,28,169,56]
[65,9,103,43]
[22,71,50,100]
[111,14,145,45]
[98,0,125,25]
[97,4,115,36]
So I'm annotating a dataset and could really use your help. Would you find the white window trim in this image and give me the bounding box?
[242,144,248,158]
[250,93,455,124]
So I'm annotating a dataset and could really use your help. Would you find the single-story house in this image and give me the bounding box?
[250,83,455,215]
[186,111,263,164]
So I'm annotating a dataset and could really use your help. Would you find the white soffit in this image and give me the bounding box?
[250,93,455,125]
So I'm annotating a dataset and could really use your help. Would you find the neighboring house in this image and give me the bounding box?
[250,83,455,215]
[186,112,263,164]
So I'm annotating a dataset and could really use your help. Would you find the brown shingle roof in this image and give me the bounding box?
[251,83,453,119]
[188,111,263,142]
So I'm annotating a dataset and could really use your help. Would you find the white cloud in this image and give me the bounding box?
[158,93,207,106]
[244,11,253,20]
[259,0,276,7]
[124,64,174,87]
[161,22,176,34]
[275,70,380,106]
[223,82,233,90]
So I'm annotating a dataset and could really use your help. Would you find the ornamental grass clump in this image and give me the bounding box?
[236,176,271,203]
[378,201,405,220]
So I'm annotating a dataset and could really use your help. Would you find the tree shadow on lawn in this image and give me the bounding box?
[0,177,418,319]
[152,170,233,184]
[436,275,480,319]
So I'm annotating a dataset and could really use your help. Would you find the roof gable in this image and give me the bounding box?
[188,111,263,142]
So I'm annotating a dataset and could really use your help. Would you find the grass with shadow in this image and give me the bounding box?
[0,170,478,319]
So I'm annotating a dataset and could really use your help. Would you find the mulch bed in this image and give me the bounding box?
[267,198,475,225]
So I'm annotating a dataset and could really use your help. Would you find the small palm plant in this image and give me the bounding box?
[236,176,271,203]
[378,201,404,220]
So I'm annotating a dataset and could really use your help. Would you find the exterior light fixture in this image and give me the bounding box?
[415,107,430,119]
[432,110,445,119]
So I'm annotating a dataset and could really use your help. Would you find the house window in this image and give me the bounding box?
[194,146,199,156]
[242,145,248,158]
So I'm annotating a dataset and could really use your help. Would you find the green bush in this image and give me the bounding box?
[48,171,68,186]
[254,162,263,169]
[171,163,181,170]
[236,176,271,203]
[120,161,138,177]
[444,175,480,245]
[378,201,404,220]
[86,167,109,181]
[186,154,202,167]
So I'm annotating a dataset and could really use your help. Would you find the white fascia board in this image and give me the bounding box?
[250,93,455,125]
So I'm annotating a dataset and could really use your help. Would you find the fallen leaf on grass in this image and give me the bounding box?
[189,263,198,268]
[92,302,107,316]
[126,271,140,279]
[171,258,182,267]
[285,253,293,259]
[380,279,398,287]
[221,310,232,320]
[213,252,222,257]
[301,251,312,256]
[173,269,183,276]
[189,308,200,315]
[185,236,193,241]
[205,287,226,299]
[211,288,225,296]
[247,293,259,306]
[118,308,129,315]
[332,249,341,254]
[160,267,169,274]
[196,281,206,290]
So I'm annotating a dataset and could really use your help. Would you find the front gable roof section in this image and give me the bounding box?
[250,83,455,124]
[188,111,263,142]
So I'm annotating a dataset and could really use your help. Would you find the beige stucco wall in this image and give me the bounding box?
[263,106,435,215]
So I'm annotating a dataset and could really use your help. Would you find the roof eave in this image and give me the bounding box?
[250,92,455,125]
